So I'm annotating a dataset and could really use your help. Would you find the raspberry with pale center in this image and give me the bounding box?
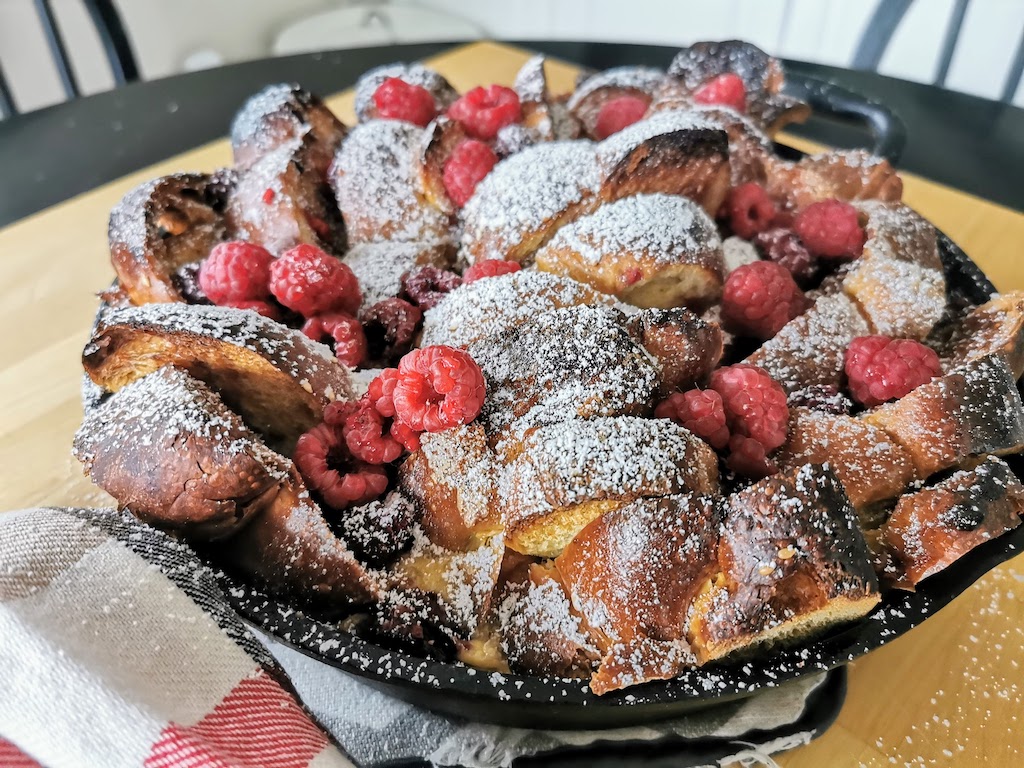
[844,335,942,407]
[721,260,809,340]
[302,312,367,368]
[372,77,438,127]
[442,140,498,206]
[269,244,362,317]
[693,73,747,112]
[593,95,650,139]
[391,345,486,432]
[198,241,274,304]
[293,423,388,509]
[447,85,522,140]
[725,182,777,239]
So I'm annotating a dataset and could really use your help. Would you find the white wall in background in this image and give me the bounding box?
[1,0,1022,114]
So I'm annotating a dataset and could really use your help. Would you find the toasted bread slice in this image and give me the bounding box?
[415,116,466,216]
[556,493,722,695]
[502,416,719,557]
[82,303,354,453]
[74,366,290,540]
[689,464,880,663]
[353,62,457,122]
[229,135,346,255]
[627,307,725,393]
[108,172,232,305]
[863,354,1024,479]
[942,291,1024,378]
[766,150,903,212]
[230,83,347,175]
[567,65,664,138]
[513,55,583,143]
[534,193,725,310]
[881,457,1024,589]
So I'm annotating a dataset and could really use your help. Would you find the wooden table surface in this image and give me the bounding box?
[1,41,1021,767]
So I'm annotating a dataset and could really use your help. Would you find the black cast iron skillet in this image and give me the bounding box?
[222,74,1020,730]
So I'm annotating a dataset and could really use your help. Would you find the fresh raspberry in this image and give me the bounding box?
[366,368,401,418]
[593,95,650,139]
[693,73,747,113]
[710,364,789,452]
[788,384,853,415]
[721,261,809,340]
[727,434,778,479]
[725,182,776,239]
[462,259,522,284]
[794,200,866,259]
[844,335,942,407]
[390,419,422,452]
[372,77,437,127]
[224,299,282,321]
[323,399,361,429]
[362,298,423,363]
[753,227,816,283]
[269,244,362,317]
[392,346,486,432]
[293,423,388,509]
[302,312,368,368]
[342,399,404,464]
[442,140,498,206]
[198,241,274,304]
[447,85,522,140]
[401,266,462,310]
[654,390,730,450]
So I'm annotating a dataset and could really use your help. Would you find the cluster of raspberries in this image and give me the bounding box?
[294,345,487,510]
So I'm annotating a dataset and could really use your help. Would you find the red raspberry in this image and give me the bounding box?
[401,266,462,310]
[693,73,747,113]
[342,399,404,464]
[223,299,282,321]
[753,227,816,283]
[721,261,808,340]
[442,140,499,206]
[293,423,388,509]
[269,244,362,317]
[462,259,522,285]
[794,200,866,259]
[390,419,422,452]
[362,298,423,363]
[727,434,778,479]
[447,85,521,140]
[372,77,437,127]
[654,390,730,450]
[593,95,650,139]
[198,241,274,304]
[725,182,777,239]
[323,399,361,429]
[366,368,401,418]
[710,364,789,452]
[844,335,942,408]
[302,312,368,368]
[392,346,486,432]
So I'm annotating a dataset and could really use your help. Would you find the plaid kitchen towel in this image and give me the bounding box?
[0,507,832,768]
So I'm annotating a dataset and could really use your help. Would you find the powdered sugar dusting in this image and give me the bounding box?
[595,109,718,172]
[353,62,456,121]
[567,66,665,111]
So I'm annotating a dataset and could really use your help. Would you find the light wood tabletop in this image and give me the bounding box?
[1,41,1021,767]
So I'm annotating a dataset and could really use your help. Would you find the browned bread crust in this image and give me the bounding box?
[74,366,290,540]
[881,457,1024,589]
[353,62,458,122]
[863,355,1024,479]
[417,116,467,216]
[690,464,880,663]
[82,303,354,454]
[108,173,232,305]
[766,150,903,212]
[627,307,725,393]
[556,493,722,694]
[941,291,1024,378]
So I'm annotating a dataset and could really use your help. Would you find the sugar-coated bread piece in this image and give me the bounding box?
[460,140,602,265]
[534,193,725,309]
[556,494,722,694]
[330,120,452,245]
[398,424,499,551]
[627,307,724,393]
[108,172,232,305]
[353,62,458,122]
[497,561,598,677]
[417,116,467,215]
[513,55,582,143]
[501,416,720,557]
[567,65,665,138]
[881,457,1024,589]
[594,110,731,214]
[230,83,347,175]
[220,470,380,606]
[342,240,452,307]
[420,269,614,348]
[842,202,945,340]
[745,292,871,394]
[667,40,810,133]
[689,464,880,663]
[74,366,290,540]
[467,305,662,455]
[775,408,917,511]
[82,303,354,453]
[941,291,1024,378]
[863,354,1024,478]
[766,150,903,212]
[228,136,346,255]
